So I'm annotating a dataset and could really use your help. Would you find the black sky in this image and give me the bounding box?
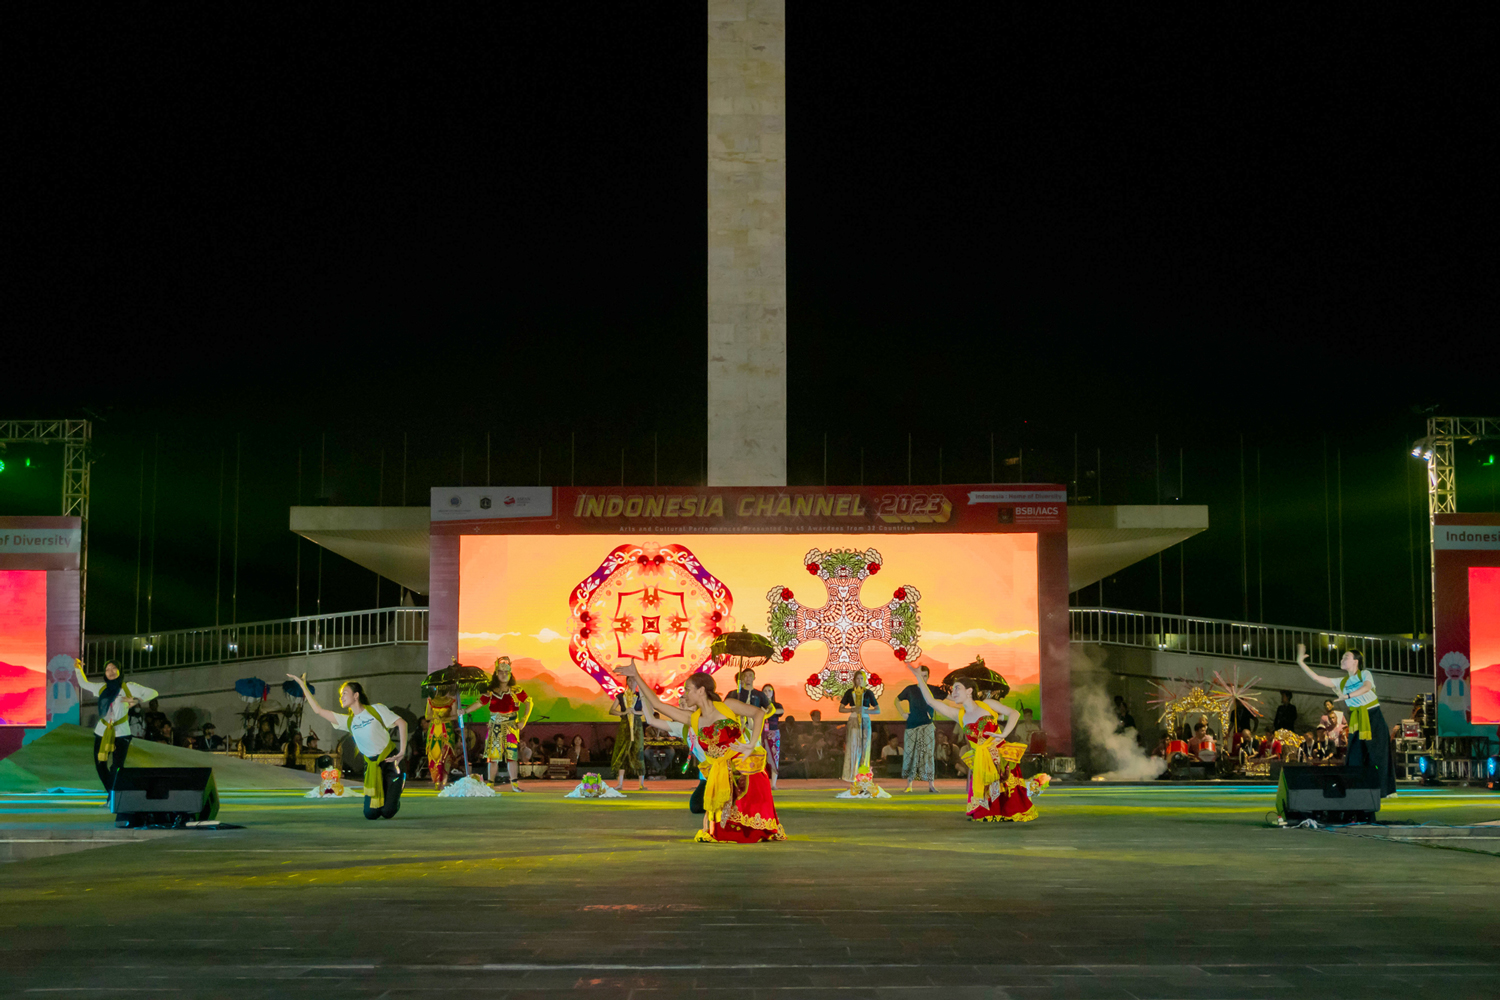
[7,5,1498,637]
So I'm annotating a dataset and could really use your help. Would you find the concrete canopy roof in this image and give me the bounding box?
[1066,505,1209,592]
[290,506,431,595]
[290,504,1207,599]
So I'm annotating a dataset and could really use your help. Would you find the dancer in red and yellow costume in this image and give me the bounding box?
[425,683,462,790]
[903,661,1041,822]
[473,657,532,790]
[622,661,785,843]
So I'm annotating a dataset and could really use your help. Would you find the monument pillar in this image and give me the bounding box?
[707,0,786,487]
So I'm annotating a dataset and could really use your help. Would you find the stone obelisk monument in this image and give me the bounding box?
[707,1,785,487]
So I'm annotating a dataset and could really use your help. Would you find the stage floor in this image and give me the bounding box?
[4,779,1500,999]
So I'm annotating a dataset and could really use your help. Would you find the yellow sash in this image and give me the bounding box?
[363,739,395,808]
[97,719,121,762]
[690,708,766,824]
[962,705,1003,796]
[1347,703,1375,741]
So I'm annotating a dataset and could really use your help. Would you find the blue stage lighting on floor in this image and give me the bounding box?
[1418,755,1439,784]
[1487,757,1500,789]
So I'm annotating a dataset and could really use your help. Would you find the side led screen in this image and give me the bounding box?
[0,569,48,726]
[458,533,1040,722]
[1467,567,1500,724]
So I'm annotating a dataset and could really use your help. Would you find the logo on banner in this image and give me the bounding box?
[479,497,492,509]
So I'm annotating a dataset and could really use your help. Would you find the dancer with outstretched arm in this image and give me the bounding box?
[622,661,784,843]
[287,674,409,819]
[74,659,157,793]
[1294,644,1396,798]
[903,661,1039,822]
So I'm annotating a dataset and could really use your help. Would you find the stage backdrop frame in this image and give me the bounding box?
[0,516,82,755]
[430,485,1071,752]
[1433,513,1500,735]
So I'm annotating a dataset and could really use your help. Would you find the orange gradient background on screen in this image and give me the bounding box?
[0,570,48,727]
[1468,567,1500,724]
[458,533,1040,721]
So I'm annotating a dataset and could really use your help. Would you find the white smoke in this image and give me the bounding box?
[1072,651,1166,781]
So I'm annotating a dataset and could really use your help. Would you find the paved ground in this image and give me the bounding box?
[3,779,1499,999]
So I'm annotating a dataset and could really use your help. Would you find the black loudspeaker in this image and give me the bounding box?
[1281,764,1380,822]
[111,767,220,827]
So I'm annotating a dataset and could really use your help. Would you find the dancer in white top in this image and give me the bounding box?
[74,660,158,792]
[288,674,409,819]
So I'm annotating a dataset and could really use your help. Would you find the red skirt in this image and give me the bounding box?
[967,755,1038,823]
[706,771,786,843]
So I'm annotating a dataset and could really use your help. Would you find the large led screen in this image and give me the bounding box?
[458,533,1040,722]
[1466,567,1500,724]
[0,569,48,726]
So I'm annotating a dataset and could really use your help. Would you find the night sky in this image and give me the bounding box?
[8,6,1498,638]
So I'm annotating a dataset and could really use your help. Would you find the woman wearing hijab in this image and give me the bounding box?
[74,659,158,792]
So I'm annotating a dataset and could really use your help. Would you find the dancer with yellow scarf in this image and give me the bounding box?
[1293,644,1396,799]
[288,673,409,820]
[621,661,784,843]
[902,661,1040,822]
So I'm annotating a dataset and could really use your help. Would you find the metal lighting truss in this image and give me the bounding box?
[1413,415,1500,628]
[0,419,92,629]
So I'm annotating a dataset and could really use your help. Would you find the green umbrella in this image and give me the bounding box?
[941,656,1010,700]
[421,663,490,698]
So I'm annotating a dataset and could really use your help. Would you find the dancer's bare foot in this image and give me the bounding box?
[927,781,937,792]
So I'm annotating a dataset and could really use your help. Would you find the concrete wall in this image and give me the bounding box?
[1075,642,1432,750]
[89,645,429,751]
[707,0,786,487]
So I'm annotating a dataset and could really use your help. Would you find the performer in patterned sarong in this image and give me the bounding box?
[760,684,784,790]
[897,665,939,793]
[424,684,462,790]
[623,661,785,843]
[473,657,532,791]
[902,662,1040,822]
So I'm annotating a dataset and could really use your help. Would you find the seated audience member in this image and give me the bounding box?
[569,734,590,765]
[1232,726,1253,758]
[157,721,175,745]
[1307,725,1337,760]
[879,735,902,760]
[201,723,225,751]
[551,734,568,759]
[1011,707,1041,747]
[1320,700,1347,745]
[304,730,319,750]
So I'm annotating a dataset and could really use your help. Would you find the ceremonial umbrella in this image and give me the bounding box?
[711,627,774,671]
[940,657,1010,700]
[420,663,490,698]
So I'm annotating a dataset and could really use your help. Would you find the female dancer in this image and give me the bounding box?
[74,660,157,792]
[424,682,462,790]
[760,683,783,790]
[288,673,409,819]
[622,661,784,843]
[903,662,1037,822]
[1295,644,1396,797]
[609,674,648,791]
[839,670,879,792]
[472,657,531,790]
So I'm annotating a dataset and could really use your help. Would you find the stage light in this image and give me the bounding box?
[1487,756,1498,779]
[226,642,239,653]
[1418,755,1439,784]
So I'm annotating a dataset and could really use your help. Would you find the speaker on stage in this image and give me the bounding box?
[1280,764,1380,823]
[111,767,220,827]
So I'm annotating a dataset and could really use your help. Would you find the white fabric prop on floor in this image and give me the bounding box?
[835,776,892,799]
[438,775,500,798]
[565,773,627,799]
[303,785,355,799]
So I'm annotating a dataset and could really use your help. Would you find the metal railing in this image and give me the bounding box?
[1069,607,1432,676]
[84,607,428,674]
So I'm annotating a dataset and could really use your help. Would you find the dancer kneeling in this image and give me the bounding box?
[288,673,408,820]
[621,661,785,843]
[903,661,1038,822]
